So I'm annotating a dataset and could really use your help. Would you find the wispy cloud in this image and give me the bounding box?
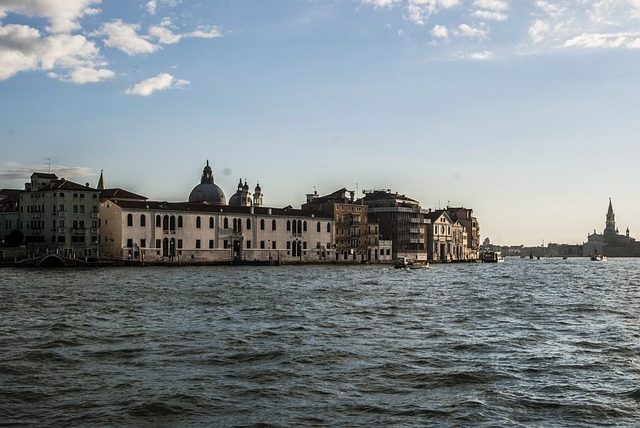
[0,162,94,182]
[125,73,189,96]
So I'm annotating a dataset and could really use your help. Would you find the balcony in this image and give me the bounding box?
[58,211,66,218]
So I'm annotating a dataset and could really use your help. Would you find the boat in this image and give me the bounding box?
[590,254,607,261]
[482,251,504,263]
[394,256,429,269]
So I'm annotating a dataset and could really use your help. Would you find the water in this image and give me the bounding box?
[1,258,639,427]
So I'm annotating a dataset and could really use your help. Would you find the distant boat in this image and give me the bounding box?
[482,251,504,263]
[394,257,429,269]
[590,255,607,261]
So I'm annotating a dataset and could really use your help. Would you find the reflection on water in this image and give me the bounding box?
[1,258,639,426]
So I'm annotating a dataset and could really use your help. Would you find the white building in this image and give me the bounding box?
[99,162,335,264]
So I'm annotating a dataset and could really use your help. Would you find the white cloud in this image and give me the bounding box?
[146,1,157,15]
[472,10,508,21]
[454,23,489,39]
[564,32,640,48]
[187,27,223,39]
[125,73,189,96]
[449,50,495,60]
[149,26,182,44]
[0,0,101,34]
[431,24,449,38]
[0,24,112,82]
[66,66,115,84]
[528,19,549,44]
[98,20,160,55]
[473,0,509,11]
[403,0,461,25]
[360,0,402,8]
[0,162,94,180]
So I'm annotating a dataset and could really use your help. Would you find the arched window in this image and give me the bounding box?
[140,214,146,227]
[209,217,214,229]
[287,220,291,231]
[272,219,277,231]
[224,218,229,229]
[317,221,321,232]
[163,215,169,231]
[297,220,302,233]
[156,215,161,227]
[127,213,133,226]
[177,216,183,228]
[246,219,251,230]
[260,219,265,230]
[196,216,201,228]
[303,221,307,232]
[170,215,176,231]
[327,222,331,233]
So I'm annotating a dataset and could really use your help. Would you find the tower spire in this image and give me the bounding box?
[604,198,616,236]
[97,169,106,190]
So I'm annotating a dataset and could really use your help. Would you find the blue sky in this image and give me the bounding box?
[1,0,639,246]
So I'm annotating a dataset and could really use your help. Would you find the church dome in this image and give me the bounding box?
[229,178,252,206]
[188,161,226,204]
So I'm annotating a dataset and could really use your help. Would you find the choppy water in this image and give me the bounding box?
[1,258,639,427]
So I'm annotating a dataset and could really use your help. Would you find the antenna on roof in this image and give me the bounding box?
[45,157,51,173]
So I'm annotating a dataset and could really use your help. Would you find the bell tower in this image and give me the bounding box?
[604,198,616,236]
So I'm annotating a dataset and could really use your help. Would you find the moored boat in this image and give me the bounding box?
[482,251,504,263]
[394,256,429,269]
[590,254,607,261]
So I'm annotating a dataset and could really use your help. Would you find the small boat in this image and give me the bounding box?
[394,256,429,269]
[590,254,607,261]
[482,251,504,263]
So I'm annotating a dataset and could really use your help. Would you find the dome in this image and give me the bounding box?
[229,178,252,206]
[188,161,226,204]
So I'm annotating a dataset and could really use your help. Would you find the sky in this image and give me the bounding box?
[1,0,639,247]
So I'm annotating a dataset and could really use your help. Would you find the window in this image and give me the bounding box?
[260,219,265,230]
[246,240,251,249]
[224,218,229,229]
[196,239,201,249]
[140,214,146,227]
[303,221,307,232]
[272,241,277,249]
[287,220,291,231]
[272,219,277,231]
[156,215,161,227]
[177,239,183,249]
[260,241,265,249]
[73,205,79,214]
[327,222,331,233]
[170,216,176,231]
[209,217,214,229]
[246,219,251,230]
[209,240,214,249]
[127,238,133,248]
[178,216,183,228]
[317,222,321,232]
[140,239,146,248]
[223,240,229,248]
[156,239,161,248]
[196,216,201,228]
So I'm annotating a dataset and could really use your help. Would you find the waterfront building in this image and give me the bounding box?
[426,210,467,261]
[303,188,374,262]
[18,172,100,258]
[583,199,640,257]
[359,190,430,261]
[99,162,334,264]
[445,207,480,260]
[0,189,21,247]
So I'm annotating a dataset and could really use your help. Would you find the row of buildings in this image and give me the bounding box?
[0,161,481,264]
[482,199,640,258]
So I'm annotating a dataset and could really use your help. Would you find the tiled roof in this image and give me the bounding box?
[104,199,333,219]
[100,188,148,200]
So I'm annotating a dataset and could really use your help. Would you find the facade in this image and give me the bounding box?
[426,210,467,261]
[583,199,640,257]
[19,173,100,258]
[359,190,430,261]
[99,162,334,264]
[99,200,334,264]
[303,188,374,262]
[446,207,480,260]
[0,189,20,246]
